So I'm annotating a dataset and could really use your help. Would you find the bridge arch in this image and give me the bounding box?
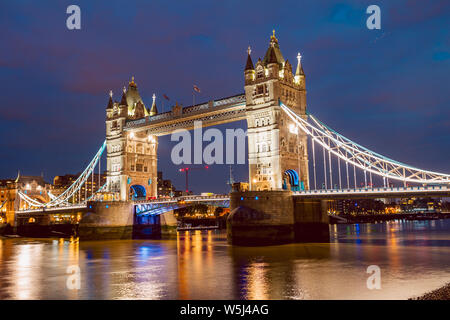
[130,185,146,200]
[283,169,302,191]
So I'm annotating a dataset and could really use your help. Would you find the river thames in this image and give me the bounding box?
[1,220,449,300]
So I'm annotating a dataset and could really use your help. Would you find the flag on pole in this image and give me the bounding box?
[163,94,170,101]
[193,85,201,93]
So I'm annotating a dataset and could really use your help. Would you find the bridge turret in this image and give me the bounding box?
[244,31,309,191]
[125,76,150,118]
[149,93,158,116]
[120,86,128,106]
[106,90,113,110]
[244,46,255,84]
[105,78,158,201]
[265,45,280,79]
[295,52,305,84]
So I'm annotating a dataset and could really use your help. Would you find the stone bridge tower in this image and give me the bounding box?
[105,77,158,201]
[244,31,309,191]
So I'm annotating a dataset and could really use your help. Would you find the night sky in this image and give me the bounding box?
[0,0,449,194]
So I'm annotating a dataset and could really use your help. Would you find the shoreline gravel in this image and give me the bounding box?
[411,282,450,300]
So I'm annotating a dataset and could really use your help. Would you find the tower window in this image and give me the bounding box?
[257,85,264,95]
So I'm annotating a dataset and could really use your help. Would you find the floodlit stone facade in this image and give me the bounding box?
[105,78,158,201]
[244,31,309,191]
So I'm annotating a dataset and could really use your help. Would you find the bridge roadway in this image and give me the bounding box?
[134,194,230,215]
[16,195,231,216]
[16,185,450,216]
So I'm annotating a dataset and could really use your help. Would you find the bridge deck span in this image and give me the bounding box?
[17,204,88,215]
[124,94,246,136]
[293,185,450,199]
[16,186,450,216]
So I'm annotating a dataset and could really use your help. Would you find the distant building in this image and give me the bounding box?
[157,171,182,198]
[0,172,51,225]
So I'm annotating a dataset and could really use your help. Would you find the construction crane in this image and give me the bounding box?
[178,165,209,194]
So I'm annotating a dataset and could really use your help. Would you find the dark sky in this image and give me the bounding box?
[0,0,449,194]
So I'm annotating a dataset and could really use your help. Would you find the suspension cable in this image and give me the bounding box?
[345,151,350,189]
[98,156,101,191]
[280,102,450,184]
[312,137,317,190]
[323,145,327,189]
[18,140,106,208]
[328,139,333,189]
[364,169,367,188]
[338,156,342,189]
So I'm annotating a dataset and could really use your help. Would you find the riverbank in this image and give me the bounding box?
[411,282,450,300]
[331,212,450,224]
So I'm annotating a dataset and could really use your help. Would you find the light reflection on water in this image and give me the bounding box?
[1,220,450,300]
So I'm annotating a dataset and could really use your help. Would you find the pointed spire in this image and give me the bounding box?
[295,52,304,76]
[267,46,278,65]
[263,30,284,67]
[120,86,127,105]
[270,29,278,45]
[129,75,137,88]
[150,93,158,116]
[244,46,254,71]
[106,90,113,109]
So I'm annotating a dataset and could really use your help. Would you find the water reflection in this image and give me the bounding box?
[0,219,449,299]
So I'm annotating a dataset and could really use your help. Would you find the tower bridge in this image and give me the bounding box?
[10,31,450,244]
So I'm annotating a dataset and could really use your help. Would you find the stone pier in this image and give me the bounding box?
[227,191,329,246]
[79,201,176,240]
[79,201,135,240]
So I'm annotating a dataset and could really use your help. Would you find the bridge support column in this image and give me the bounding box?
[227,191,329,246]
[79,201,135,240]
[293,198,330,242]
[227,191,295,245]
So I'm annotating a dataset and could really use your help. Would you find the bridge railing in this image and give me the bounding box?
[133,194,230,205]
[17,204,87,214]
[293,185,449,195]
